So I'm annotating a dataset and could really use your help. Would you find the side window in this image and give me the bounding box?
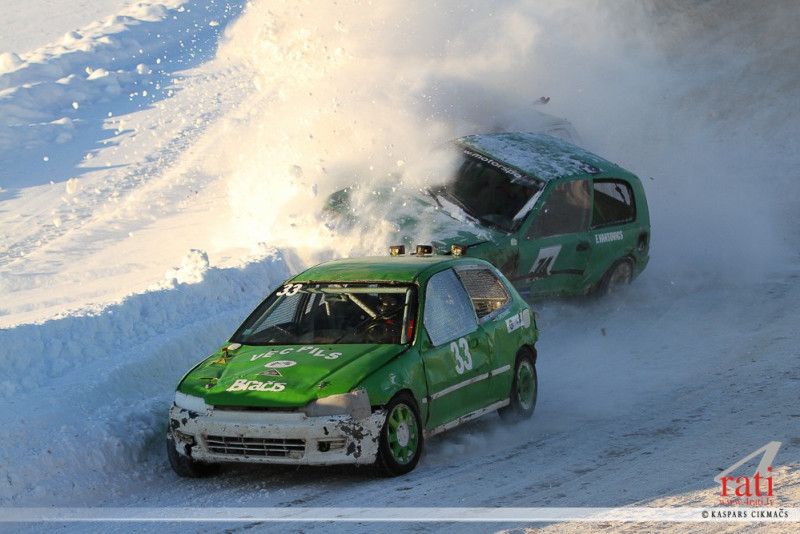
[423,269,478,346]
[527,179,591,239]
[456,268,511,320]
[592,179,635,228]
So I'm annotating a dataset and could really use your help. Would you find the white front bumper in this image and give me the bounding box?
[168,404,385,466]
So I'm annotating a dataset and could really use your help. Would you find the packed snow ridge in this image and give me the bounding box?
[0,0,243,151]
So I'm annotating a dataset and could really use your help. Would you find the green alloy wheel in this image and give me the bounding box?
[377,393,422,476]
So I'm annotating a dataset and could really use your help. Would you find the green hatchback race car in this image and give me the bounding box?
[167,254,538,477]
[327,132,651,298]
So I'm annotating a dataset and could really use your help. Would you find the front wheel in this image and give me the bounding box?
[376,393,423,476]
[499,351,537,423]
[166,431,219,478]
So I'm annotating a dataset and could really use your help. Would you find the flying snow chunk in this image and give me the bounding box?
[66,178,79,195]
[163,250,211,286]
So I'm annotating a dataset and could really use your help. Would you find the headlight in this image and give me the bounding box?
[304,389,371,419]
[174,391,209,412]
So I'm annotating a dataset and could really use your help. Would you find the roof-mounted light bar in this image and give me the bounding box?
[389,245,406,256]
[415,245,433,256]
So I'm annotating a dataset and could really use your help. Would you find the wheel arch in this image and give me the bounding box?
[594,254,636,294]
[519,344,538,365]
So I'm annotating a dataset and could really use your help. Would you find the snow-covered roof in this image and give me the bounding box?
[457,132,624,182]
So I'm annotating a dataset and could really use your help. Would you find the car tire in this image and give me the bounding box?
[599,258,633,295]
[499,350,537,423]
[166,431,219,478]
[376,392,423,476]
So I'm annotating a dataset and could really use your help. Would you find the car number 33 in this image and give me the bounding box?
[451,337,473,374]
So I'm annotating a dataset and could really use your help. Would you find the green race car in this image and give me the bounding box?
[327,132,651,298]
[167,253,538,477]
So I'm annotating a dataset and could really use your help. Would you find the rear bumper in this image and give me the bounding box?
[168,404,385,466]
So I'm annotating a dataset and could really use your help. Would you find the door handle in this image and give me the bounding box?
[576,241,590,252]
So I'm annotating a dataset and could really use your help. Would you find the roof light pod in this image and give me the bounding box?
[451,244,468,257]
[389,245,406,256]
[415,245,433,256]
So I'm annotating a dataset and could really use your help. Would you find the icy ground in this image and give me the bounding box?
[1,0,799,532]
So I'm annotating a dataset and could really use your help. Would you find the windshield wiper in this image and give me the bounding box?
[425,187,444,208]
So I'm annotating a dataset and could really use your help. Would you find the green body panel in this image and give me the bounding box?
[420,326,492,428]
[179,343,409,407]
[357,348,428,413]
[326,132,651,299]
[459,132,619,183]
[291,255,455,284]
[175,255,539,437]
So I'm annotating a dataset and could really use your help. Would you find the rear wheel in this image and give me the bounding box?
[376,393,423,476]
[599,259,633,295]
[166,431,219,478]
[499,350,537,423]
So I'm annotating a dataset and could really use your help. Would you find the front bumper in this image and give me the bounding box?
[168,404,385,466]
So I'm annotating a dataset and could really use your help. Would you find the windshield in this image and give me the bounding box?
[232,283,418,345]
[431,149,543,233]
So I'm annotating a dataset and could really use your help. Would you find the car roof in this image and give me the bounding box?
[290,255,491,284]
[457,132,630,183]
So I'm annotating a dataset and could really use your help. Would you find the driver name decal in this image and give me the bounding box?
[595,230,624,244]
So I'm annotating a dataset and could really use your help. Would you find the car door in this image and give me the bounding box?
[454,265,517,403]
[516,178,594,296]
[420,268,490,430]
[585,178,641,282]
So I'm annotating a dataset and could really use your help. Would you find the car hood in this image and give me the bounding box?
[327,184,505,249]
[178,343,408,408]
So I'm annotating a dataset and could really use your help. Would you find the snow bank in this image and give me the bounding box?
[0,246,299,504]
[0,0,244,152]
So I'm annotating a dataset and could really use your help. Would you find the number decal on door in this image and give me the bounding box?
[530,245,562,277]
[451,337,473,374]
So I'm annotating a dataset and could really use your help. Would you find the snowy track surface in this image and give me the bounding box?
[1,1,799,532]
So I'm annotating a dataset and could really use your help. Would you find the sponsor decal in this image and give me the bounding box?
[226,379,286,393]
[264,360,297,368]
[260,369,282,377]
[506,309,531,333]
[250,345,342,361]
[463,149,524,180]
[595,230,624,244]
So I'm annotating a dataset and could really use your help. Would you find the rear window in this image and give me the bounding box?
[456,267,511,320]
